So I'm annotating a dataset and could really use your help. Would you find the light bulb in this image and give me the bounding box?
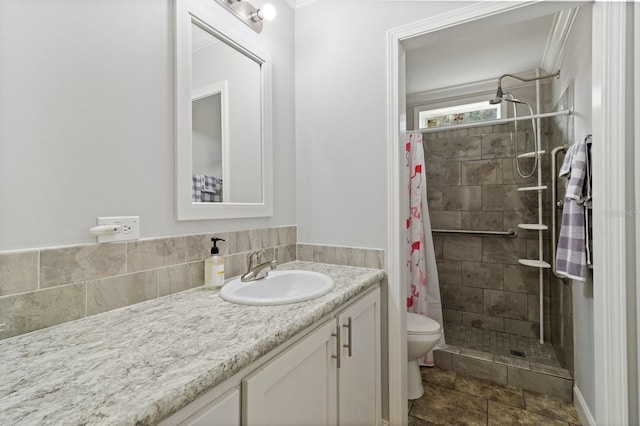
[258,4,276,21]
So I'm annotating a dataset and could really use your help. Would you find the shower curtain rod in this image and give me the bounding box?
[409,109,571,134]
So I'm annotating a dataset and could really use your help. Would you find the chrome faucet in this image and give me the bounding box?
[241,250,277,282]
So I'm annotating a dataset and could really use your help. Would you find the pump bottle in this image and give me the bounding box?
[204,238,225,289]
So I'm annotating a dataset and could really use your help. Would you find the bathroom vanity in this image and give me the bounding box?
[0,262,384,425]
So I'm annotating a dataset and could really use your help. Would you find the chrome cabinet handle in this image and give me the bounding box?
[331,324,341,368]
[342,317,352,357]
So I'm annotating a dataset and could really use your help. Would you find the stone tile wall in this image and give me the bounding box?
[548,113,575,375]
[425,123,553,340]
[0,226,386,341]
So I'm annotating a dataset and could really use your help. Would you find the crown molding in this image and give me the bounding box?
[293,0,319,10]
[540,7,580,73]
[406,70,541,107]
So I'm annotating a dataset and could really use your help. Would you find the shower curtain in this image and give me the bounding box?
[406,131,445,365]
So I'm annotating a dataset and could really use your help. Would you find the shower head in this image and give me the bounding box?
[488,86,503,104]
[489,70,561,105]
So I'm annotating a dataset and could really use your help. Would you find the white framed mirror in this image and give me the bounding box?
[175,0,273,220]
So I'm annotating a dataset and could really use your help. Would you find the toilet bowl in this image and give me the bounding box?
[407,312,442,400]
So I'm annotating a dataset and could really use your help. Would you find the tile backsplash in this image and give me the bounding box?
[0,226,384,340]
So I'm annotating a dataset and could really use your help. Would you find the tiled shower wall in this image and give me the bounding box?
[548,98,575,374]
[424,123,553,340]
[0,226,384,341]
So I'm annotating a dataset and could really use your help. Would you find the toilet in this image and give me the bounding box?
[407,312,442,400]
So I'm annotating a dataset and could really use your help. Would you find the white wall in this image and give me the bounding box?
[551,5,595,418]
[0,0,295,251]
[294,0,473,249]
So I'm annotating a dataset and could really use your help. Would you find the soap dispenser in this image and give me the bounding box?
[204,238,225,289]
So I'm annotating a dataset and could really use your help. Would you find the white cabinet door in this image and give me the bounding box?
[242,319,338,426]
[186,388,240,426]
[160,386,240,426]
[337,288,381,426]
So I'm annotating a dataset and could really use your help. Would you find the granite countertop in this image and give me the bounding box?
[0,261,385,425]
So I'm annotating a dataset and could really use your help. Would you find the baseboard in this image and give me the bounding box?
[574,385,596,426]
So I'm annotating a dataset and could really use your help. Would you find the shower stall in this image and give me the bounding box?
[411,70,575,391]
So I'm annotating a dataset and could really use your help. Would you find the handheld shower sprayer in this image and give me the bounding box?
[487,69,560,179]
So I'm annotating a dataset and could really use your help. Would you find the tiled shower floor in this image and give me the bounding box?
[444,323,562,368]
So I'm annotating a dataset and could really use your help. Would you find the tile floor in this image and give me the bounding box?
[444,323,562,368]
[408,367,581,425]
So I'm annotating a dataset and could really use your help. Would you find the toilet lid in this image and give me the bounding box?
[407,313,441,335]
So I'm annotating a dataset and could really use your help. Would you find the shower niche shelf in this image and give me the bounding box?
[517,224,548,231]
[518,259,551,269]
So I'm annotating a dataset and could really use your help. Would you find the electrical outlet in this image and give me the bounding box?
[0,323,6,333]
[96,216,140,243]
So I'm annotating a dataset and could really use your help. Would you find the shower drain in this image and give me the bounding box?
[510,350,526,358]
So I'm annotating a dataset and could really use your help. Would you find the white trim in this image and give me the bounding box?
[540,7,580,73]
[291,0,318,10]
[635,4,640,424]
[175,0,273,220]
[592,2,630,425]
[574,386,596,426]
[406,70,540,107]
[386,22,408,426]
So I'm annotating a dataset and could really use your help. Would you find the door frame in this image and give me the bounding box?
[385,2,632,425]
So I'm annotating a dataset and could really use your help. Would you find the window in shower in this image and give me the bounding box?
[417,101,501,129]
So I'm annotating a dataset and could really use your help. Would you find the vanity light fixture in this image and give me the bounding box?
[214,0,276,33]
[251,4,277,22]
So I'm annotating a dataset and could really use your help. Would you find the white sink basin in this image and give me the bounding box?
[220,270,335,306]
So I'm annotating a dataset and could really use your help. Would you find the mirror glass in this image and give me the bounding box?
[190,23,262,204]
[175,0,273,220]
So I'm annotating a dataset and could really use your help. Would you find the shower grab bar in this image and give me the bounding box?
[551,145,568,279]
[431,228,518,238]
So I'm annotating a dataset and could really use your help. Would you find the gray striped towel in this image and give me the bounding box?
[192,175,223,203]
[556,135,592,281]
